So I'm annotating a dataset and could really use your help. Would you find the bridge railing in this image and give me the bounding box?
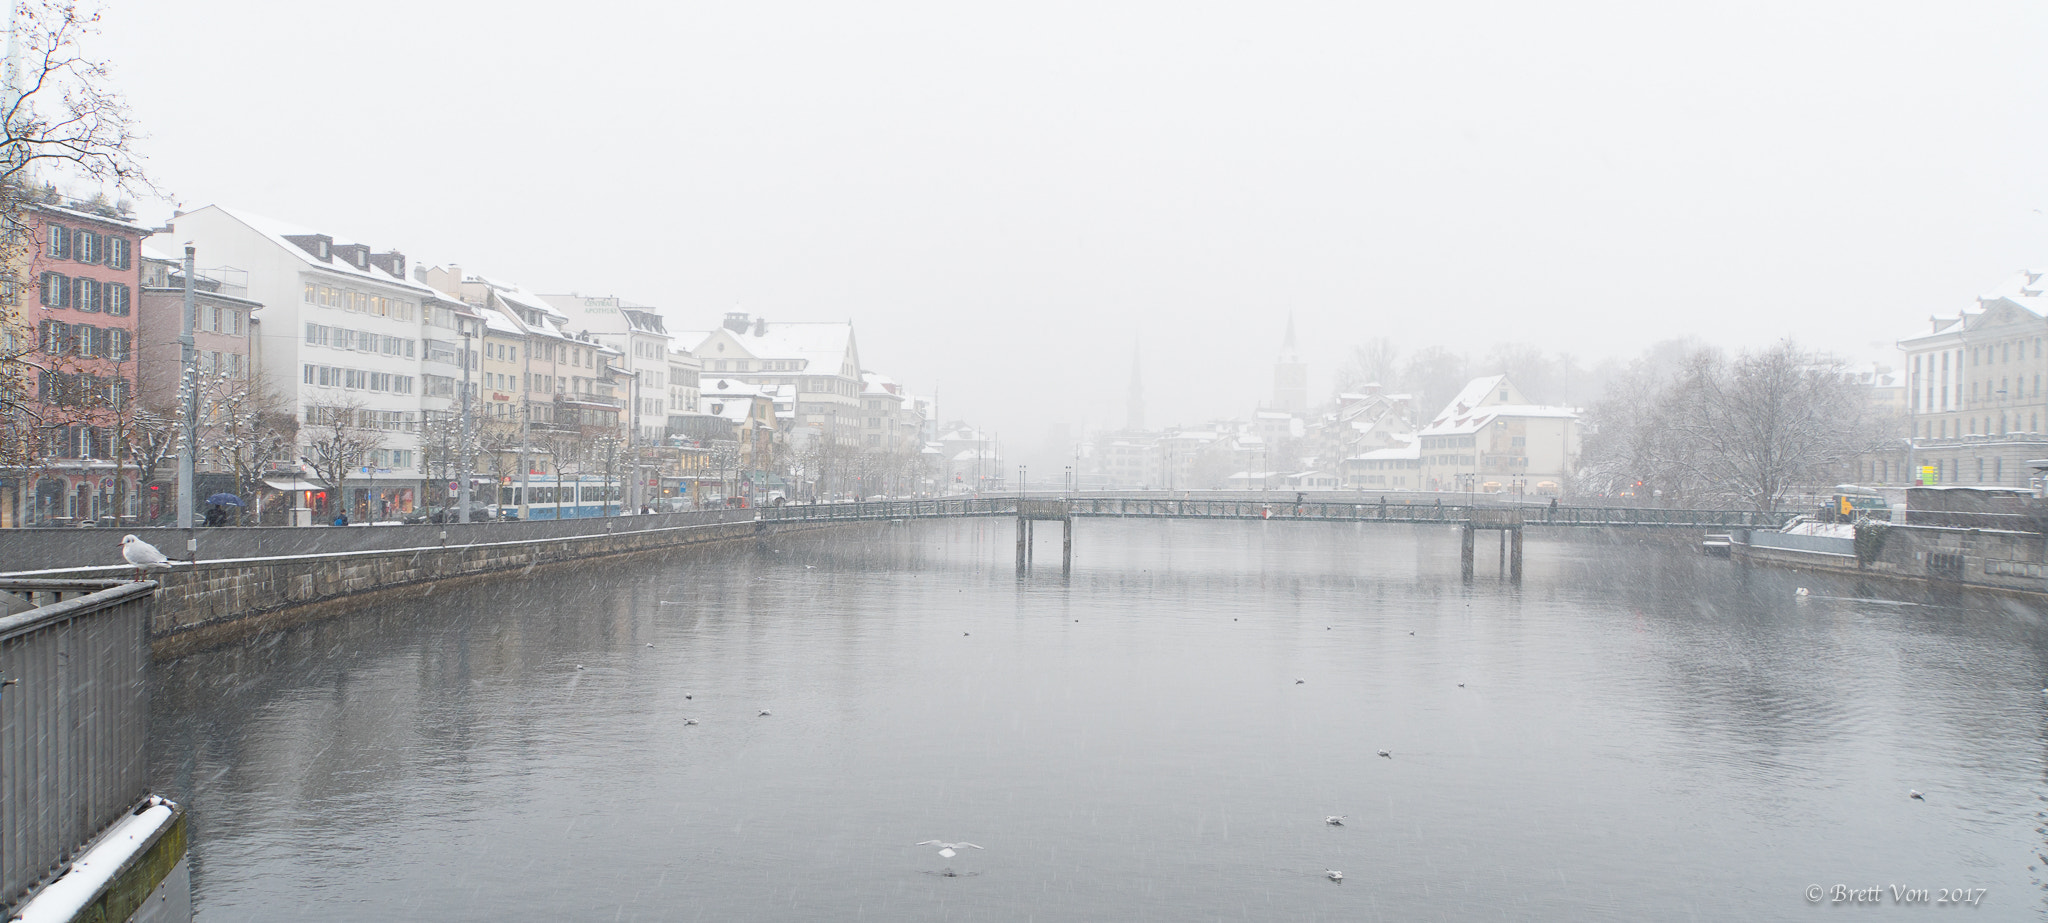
[0,577,154,912]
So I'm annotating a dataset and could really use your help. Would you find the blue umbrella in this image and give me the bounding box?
[206,493,244,507]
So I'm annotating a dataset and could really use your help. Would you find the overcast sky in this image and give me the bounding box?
[93,1,2048,459]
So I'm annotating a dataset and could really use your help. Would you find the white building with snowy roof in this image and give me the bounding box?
[685,312,864,461]
[161,205,439,520]
[1416,374,1578,496]
[1895,267,2048,489]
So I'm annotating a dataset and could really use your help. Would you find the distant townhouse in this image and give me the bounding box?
[137,250,265,517]
[9,199,146,526]
[1416,375,1578,496]
[686,312,863,452]
[539,292,675,443]
[1897,270,2048,489]
[162,206,436,522]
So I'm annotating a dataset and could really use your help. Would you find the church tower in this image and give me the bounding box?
[1273,314,1308,414]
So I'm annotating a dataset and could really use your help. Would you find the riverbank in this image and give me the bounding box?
[1730,520,2048,597]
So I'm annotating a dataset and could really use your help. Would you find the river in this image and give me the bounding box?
[148,519,2048,921]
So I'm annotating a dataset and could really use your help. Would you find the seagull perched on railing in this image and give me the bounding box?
[119,535,171,581]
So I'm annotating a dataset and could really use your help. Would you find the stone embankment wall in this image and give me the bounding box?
[1734,523,2048,596]
[7,517,852,658]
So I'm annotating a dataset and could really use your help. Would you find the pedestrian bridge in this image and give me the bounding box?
[756,495,1789,530]
[756,496,1794,579]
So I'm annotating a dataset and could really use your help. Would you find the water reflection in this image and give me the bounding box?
[151,520,2048,921]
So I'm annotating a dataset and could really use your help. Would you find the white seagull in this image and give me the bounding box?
[1324,815,1345,826]
[119,534,171,580]
[917,840,983,860]
[1325,869,1344,882]
[758,708,772,717]
[1377,749,1392,759]
[1909,789,1924,800]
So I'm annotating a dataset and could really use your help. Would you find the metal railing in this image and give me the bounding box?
[0,577,154,912]
[751,497,1795,529]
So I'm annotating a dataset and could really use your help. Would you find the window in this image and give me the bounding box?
[72,229,98,264]
[72,278,99,313]
[105,236,130,270]
[45,225,68,259]
[39,272,67,307]
[103,284,129,316]
[104,328,130,361]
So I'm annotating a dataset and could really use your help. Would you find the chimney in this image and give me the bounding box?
[752,317,765,336]
[723,311,750,334]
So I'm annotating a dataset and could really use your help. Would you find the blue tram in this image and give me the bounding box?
[496,477,628,520]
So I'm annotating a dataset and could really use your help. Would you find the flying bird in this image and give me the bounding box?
[1909,790,1924,800]
[682,718,698,726]
[1295,679,1305,685]
[119,534,171,580]
[758,709,772,717]
[1324,815,1345,826]
[1795,588,1810,597]
[1378,749,1392,759]
[917,840,983,859]
[1325,869,1344,882]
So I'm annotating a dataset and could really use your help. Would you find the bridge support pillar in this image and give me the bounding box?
[1510,528,1523,581]
[1028,520,1035,565]
[1016,517,1027,573]
[1062,519,1072,575]
[1460,524,1475,578]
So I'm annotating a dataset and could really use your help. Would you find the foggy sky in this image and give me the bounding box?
[94,1,2048,459]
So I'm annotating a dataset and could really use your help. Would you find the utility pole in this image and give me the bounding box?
[177,247,197,552]
[518,334,531,520]
[458,327,474,523]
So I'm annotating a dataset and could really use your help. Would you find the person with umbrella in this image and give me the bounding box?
[205,493,243,527]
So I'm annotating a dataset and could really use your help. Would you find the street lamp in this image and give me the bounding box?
[458,327,475,523]
[1020,464,1027,496]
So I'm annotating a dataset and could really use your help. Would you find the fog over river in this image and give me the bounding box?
[149,520,2048,921]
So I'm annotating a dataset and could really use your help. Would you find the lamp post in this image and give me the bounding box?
[1020,464,1027,496]
[458,327,475,523]
[176,246,197,553]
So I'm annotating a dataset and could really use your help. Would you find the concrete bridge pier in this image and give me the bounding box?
[1462,509,1524,583]
[1017,499,1073,576]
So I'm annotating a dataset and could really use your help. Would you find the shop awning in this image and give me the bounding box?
[262,476,328,492]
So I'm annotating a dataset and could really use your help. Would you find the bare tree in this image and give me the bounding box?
[1581,342,1886,511]
[300,402,383,512]
[0,1,149,503]
[1333,337,1400,395]
[194,370,296,508]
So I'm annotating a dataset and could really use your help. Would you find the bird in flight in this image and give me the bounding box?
[917,840,983,860]
[120,535,171,580]
[1324,815,1345,826]
[1325,869,1344,882]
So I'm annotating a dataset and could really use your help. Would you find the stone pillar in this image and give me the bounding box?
[1510,528,1524,582]
[1460,523,1475,578]
[1063,518,1073,575]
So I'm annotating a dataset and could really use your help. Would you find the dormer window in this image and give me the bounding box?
[318,240,329,259]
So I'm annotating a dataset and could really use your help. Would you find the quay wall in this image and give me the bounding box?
[5,516,855,658]
[1733,523,2048,596]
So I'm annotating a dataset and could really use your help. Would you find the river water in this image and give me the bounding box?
[148,519,2048,921]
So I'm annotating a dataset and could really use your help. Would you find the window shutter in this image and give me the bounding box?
[46,226,66,259]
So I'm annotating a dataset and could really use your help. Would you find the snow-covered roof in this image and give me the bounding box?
[189,205,435,293]
[1420,404,1577,436]
[718,321,856,373]
[478,304,524,336]
[1430,375,1508,424]
[1350,442,1421,461]
[700,376,770,398]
